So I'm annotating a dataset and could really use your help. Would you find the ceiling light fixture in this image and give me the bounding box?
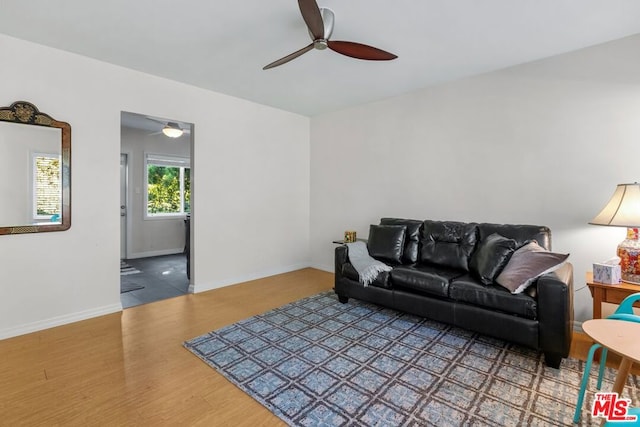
[162,122,184,138]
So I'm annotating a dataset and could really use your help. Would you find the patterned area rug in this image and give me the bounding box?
[184,292,639,426]
[120,260,141,276]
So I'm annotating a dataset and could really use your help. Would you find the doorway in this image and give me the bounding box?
[120,153,128,259]
[119,111,193,308]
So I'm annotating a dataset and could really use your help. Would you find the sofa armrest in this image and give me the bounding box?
[335,245,348,283]
[537,262,574,360]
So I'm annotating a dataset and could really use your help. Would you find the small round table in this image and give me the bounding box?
[582,318,640,394]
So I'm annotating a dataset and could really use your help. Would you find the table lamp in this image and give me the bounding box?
[590,182,640,284]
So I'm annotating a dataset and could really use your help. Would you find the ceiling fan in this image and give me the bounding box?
[145,117,188,138]
[263,0,398,70]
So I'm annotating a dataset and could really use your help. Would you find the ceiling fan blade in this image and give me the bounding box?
[263,43,314,70]
[328,40,398,61]
[298,0,324,40]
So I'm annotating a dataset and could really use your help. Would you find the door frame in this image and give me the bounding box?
[120,152,132,260]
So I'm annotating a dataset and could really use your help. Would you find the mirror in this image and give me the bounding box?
[0,101,70,235]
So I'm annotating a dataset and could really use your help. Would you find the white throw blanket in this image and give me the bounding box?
[346,241,392,286]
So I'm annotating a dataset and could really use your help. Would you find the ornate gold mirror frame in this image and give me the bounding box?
[0,101,71,235]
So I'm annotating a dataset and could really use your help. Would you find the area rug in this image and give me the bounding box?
[184,292,639,426]
[120,260,141,276]
[120,282,144,293]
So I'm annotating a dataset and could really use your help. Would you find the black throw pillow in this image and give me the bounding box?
[367,225,407,264]
[469,233,518,285]
[420,221,478,271]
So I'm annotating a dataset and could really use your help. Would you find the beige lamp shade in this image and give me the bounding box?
[590,183,640,228]
[590,182,640,284]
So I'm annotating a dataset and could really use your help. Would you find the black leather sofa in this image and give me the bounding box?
[334,218,574,368]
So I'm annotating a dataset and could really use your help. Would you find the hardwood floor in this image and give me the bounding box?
[0,268,628,425]
[1,268,333,426]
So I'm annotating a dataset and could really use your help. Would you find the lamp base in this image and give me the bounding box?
[617,228,640,285]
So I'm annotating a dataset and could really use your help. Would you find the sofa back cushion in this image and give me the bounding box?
[477,223,551,250]
[367,224,407,264]
[469,233,518,285]
[420,221,479,271]
[380,218,423,264]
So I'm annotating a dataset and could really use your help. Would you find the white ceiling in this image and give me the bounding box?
[1,0,640,116]
[121,111,192,135]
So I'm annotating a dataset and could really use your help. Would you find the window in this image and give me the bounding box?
[145,154,190,217]
[32,153,61,221]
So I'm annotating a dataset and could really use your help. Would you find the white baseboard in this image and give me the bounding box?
[311,262,333,273]
[127,248,184,259]
[194,262,311,293]
[573,319,583,331]
[0,303,123,340]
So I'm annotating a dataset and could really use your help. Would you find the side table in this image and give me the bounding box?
[587,272,640,318]
[332,238,367,244]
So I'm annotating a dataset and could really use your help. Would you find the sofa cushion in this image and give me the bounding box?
[495,241,569,294]
[449,274,538,319]
[367,224,406,264]
[477,223,551,250]
[420,221,479,271]
[342,262,392,289]
[469,233,518,285]
[391,265,464,297]
[380,218,423,264]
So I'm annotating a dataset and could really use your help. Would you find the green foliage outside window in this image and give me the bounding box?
[147,165,190,214]
[183,168,191,212]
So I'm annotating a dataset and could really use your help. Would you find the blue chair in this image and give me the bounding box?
[573,292,640,423]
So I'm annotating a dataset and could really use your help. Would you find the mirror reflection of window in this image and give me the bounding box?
[0,121,61,227]
[32,153,61,223]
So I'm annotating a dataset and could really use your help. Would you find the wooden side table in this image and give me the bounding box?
[332,238,367,244]
[587,272,640,318]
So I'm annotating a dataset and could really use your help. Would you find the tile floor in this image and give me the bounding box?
[120,253,190,309]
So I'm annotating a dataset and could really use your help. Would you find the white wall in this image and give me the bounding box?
[0,34,310,339]
[310,34,640,323]
[121,126,190,258]
[3,30,637,338]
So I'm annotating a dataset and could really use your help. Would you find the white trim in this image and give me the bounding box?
[120,151,132,259]
[127,248,184,259]
[311,262,334,273]
[193,262,311,293]
[146,153,190,167]
[143,213,187,221]
[0,303,123,340]
[573,319,583,331]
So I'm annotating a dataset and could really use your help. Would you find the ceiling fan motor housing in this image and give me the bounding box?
[310,7,334,49]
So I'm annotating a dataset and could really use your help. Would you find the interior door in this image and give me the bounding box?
[120,153,128,259]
